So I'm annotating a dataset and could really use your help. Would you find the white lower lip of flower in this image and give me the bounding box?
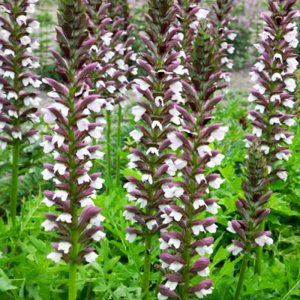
[206,203,220,215]
[195,245,213,256]
[169,238,181,249]
[198,267,210,277]
[54,190,68,201]
[56,213,72,223]
[169,262,183,272]
[84,251,98,263]
[165,280,178,291]
[158,293,168,300]
[226,221,236,233]
[193,199,205,210]
[195,287,213,298]
[42,169,54,180]
[91,230,106,241]
[170,210,183,222]
[126,233,137,243]
[255,235,273,247]
[228,244,243,256]
[58,242,72,254]
[197,145,212,157]
[89,214,105,226]
[159,238,169,250]
[91,178,105,189]
[47,251,62,263]
[41,220,57,231]
[276,171,288,181]
[192,225,205,235]
[42,198,55,207]
[209,178,224,189]
[206,224,218,233]
[54,163,67,175]
[146,220,157,230]
[130,129,143,142]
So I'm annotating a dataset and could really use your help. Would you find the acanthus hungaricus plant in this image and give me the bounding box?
[0,0,41,224]
[123,0,186,298]
[227,0,299,298]
[158,1,234,299]
[85,0,136,186]
[41,1,106,299]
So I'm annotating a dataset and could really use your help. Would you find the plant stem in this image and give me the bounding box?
[106,110,112,193]
[115,104,122,186]
[141,233,152,300]
[234,255,249,300]
[255,221,264,274]
[69,263,77,300]
[10,140,20,226]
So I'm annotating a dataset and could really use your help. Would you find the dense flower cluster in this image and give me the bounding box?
[158,1,234,299]
[246,0,299,183]
[228,0,299,256]
[209,0,236,83]
[86,0,136,112]
[227,142,273,256]
[0,0,40,150]
[41,0,105,265]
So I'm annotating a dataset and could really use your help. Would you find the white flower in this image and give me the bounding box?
[44,109,57,124]
[195,245,213,256]
[226,221,236,233]
[169,261,183,272]
[41,220,57,231]
[170,81,183,94]
[91,178,105,189]
[228,244,243,256]
[42,169,54,180]
[42,198,55,207]
[273,53,283,63]
[284,118,295,127]
[255,235,273,247]
[207,154,225,168]
[206,224,218,233]
[167,132,182,150]
[228,33,237,41]
[20,35,31,45]
[193,199,205,210]
[58,242,72,254]
[54,190,68,201]
[198,267,210,277]
[169,238,181,249]
[158,293,168,300]
[283,99,294,108]
[130,129,143,142]
[146,220,157,230]
[195,287,213,298]
[126,233,137,243]
[101,32,113,46]
[253,127,262,137]
[56,213,72,223]
[255,61,265,72]
[152,120,163,131]
[197,145,212,157]
[206,202,221,215]
[165,280,178,291]
[17,15,27,25]
[196,8,209,20]
[80,198,94,207]
[123,210,135,221]
[248,94,256,102]
[271,73,282,82]
[195,174,206,184]
[90,214,105,226]
[134,79,150,91]
[287,57,298,73]
[91,230,106,241]
[142,174,153,185]
[284,78,296,92]
[132,105,146,122]
[170,210,183,222]
[54,163,67,175]
[84,251,98,263]
[47,252,62,263]
[208,126,228,142]
[192,224,205,235]
[277,171,288,181]
[276,151,290,161]
[209,177,224,189]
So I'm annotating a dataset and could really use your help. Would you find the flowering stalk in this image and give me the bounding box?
[123,1,183,298]
[227,140,272,300]
[0,0,41,225]
[157,3,233,299]
[85,0,136,188]
[41,1,105,299]
[239,0,299,275]
[209,0,236,82]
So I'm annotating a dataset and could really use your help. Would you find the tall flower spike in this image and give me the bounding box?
[123,0,184,298]
[209,0,236,82]
[229,141,273,300]
[0,0,41,224]
[246,0,299,182]
[85,0,136,187]
[41,1,105,299]
[158,3,230,300]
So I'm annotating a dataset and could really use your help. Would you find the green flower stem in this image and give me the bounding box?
[234,255,249,300]
[115,104,122,185]
[10,139,20,226]
[69,263,77,300]
[106,110,112,193]
[141,232,152,300]
[255,221,265,274]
